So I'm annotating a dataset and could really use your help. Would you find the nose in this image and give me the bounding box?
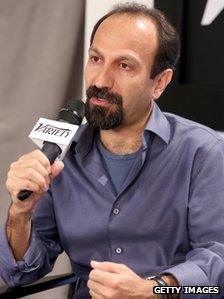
[93,65,114,90]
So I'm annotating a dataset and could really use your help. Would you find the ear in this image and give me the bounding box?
[152,69,173,100]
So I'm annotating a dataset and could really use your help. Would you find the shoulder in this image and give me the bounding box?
[162,113,224,179]
[164,112,223,148]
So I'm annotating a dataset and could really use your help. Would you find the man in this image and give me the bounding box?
[1,3,224,299]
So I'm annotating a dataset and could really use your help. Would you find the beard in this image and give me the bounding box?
[85,86,124,130]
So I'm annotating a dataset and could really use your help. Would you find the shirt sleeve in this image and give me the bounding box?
[0,189,63,287]
[161,138,224,298]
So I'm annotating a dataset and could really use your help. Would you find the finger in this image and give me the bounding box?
[88,279,104,295]
[8,169,49,192]
[6,176,42,197]
[51,161,64,179]
[91,260,127,273]
[88,280,109,299]
[18,159,51,181]
[18,150,51,171]
[89,289,102,299]
[89,269,117,287]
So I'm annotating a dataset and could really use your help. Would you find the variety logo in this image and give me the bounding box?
[34,123,72,138]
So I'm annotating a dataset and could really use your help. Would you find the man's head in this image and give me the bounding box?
[85,3,180,130]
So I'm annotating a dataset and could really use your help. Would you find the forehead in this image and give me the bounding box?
[91,14,158,63]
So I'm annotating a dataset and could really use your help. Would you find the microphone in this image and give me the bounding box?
[17,99,85,201]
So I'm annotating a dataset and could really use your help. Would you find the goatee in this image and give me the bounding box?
[85,86,124,130]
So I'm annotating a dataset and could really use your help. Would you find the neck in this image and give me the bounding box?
[100,104,153,155]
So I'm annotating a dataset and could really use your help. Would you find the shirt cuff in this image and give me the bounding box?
[161,261,209,285]
[160,262,210,298]
[0,223,43,281]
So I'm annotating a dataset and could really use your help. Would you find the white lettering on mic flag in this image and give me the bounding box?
[83,0,154,98]
[29,118,79,160]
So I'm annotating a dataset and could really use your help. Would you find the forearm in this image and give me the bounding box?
[0,189,62,287]
[6,204,32,261]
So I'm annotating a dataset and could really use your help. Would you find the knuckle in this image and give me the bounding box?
[33,185,41,193]
[34,149,41,155]
[42,160,50,170]
[7,170,12,180]
[32,151,43,161]
[46,175,51,184]
[86,280,91,288]
[36,151,50,165]
[34,150,49,164]
[31,158,40,168]
[10,161,17,170]
[26,168,33,177]
[41,179,47,189]
[25,180,38,192]
[120,263,126,270]
[5,179,11,190]
[24,180,32,190]
[44,161,51,170]
[18,152,28,161]
[110,279,118,289]
[17,156,23,162]
[41,175,46,184]
[89,270,94,280]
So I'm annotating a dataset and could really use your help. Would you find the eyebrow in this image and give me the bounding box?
[89,46,140,65]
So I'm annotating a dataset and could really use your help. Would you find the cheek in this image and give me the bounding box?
[124,80,150,101]
[84,63,92,88]
[121,82,152,114]
[133,77,154,103]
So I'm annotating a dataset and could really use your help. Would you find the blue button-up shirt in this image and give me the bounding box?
[1,103,224,298]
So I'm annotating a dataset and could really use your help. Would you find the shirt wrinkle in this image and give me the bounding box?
[1,104,224,299]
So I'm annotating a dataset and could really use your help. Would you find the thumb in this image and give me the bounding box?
[51,160,64,178]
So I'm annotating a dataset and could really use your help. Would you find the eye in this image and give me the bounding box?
[90,56,101,63]
[119,62,132,71]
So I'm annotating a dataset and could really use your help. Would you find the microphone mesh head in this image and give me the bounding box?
[66,99,86,120]
[58,99,85,125]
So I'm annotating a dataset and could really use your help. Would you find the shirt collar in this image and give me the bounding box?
[72,124,95,158]
[72,101,171,156]
[144,101,171,144]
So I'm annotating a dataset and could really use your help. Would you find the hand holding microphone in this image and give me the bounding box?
[6,150,64,214]
[6,100,85,210]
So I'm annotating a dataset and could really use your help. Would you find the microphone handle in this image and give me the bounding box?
[17,142,62,201]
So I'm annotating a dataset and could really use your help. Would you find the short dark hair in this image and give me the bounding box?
[90,3,180,79]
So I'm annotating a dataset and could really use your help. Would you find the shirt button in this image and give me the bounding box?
[115,247,122,254]
[113,208,120,215]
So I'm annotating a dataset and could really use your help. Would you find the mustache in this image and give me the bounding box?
[86,86,122,105]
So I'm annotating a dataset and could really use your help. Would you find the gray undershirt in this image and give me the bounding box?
[96,135,141,194]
